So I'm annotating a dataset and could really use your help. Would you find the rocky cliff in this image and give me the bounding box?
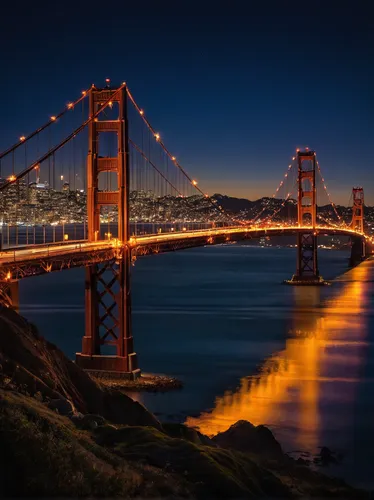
[0,306,370,498]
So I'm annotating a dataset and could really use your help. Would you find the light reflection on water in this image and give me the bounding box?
[18,247,374,487]
[185,261,372,483]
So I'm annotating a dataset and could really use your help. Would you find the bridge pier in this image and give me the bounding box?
[349,237,366,267]
[75,84,139,379]
[76,253,139,378]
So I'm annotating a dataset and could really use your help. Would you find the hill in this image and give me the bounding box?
[0,306,370,498]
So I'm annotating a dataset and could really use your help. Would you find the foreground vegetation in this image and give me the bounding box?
[0,306,371,498]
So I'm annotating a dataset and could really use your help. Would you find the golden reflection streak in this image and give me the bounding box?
[185,261,370,451]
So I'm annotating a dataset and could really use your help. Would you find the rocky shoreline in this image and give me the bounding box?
[0,306,372,498]
[93,372,183,392]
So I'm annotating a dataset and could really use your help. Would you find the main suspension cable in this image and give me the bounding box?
[0,87,91,160]
[0,84,125,191]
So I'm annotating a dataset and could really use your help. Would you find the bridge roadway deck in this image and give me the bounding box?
[0,225,367,281]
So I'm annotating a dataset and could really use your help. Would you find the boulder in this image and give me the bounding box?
[47,398,74,415]
[162,423,216,447]
[314,446,338,466]
[72,413,106,430]
[212,420,284,460]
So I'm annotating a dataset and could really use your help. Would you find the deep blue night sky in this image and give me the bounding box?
[1,1,373,203]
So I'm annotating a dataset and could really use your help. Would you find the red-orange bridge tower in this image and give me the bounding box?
[75,85,138,377]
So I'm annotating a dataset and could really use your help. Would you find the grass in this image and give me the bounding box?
[0,390,189,498]
[0,387,370,499]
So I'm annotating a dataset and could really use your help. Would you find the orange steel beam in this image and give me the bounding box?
[76,85,138,377]
[290,150,321,284]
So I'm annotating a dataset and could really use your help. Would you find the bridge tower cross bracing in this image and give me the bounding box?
[75,85,139,377]
[288,150,324,285]
[351,187,364,233]
[350,187,366,265]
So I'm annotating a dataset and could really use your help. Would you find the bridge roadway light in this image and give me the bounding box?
[64,234,69,241]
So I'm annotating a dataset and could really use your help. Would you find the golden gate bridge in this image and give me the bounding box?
[0,81,371,377]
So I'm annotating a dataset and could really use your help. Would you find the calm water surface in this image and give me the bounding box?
[19,245,374,488]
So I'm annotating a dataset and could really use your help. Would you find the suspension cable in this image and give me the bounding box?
[0,84,125,192]
[129,140,183,196]
[125,86,238,225]
[251,159,296,224]
[0,87,91,160]
[315,156,344,226]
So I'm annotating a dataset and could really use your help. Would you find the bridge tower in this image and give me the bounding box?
[288,150,324,285]
[350,187,366,265]
[75,84,139,377]
[351,187,364,232]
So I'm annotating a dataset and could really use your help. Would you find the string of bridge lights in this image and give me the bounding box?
[261,189,296,225]
[316,213,341,229]
[125,85,240,225]
[253,148,345,228]
[315,158,344,225]
[129,139,184,197]
[0,84,345,232]
[0,87,91,163]
[251,156,297,224]
[1,80,235,226]
[0,84,126,191]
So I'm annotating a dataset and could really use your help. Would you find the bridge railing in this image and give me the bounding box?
[0,239,115,263]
